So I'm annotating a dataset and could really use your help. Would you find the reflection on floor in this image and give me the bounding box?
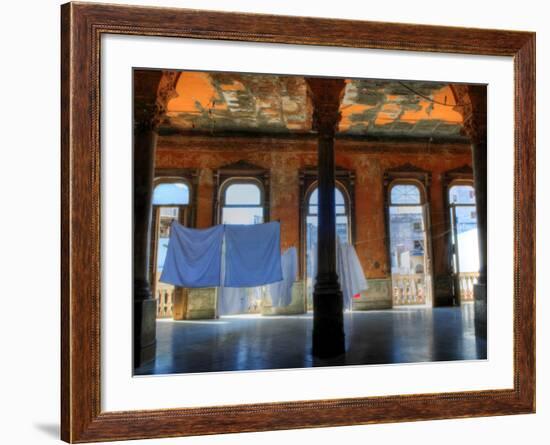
[134,305,486,376]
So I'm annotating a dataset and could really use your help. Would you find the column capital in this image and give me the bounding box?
[305,78,346,137]
[134,70,180,132]
[453,84,487,145]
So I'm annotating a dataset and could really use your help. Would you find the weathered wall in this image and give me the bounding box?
[157,137,318,253]
[155,135,472,305]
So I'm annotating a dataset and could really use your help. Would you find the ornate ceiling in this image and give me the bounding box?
[161,71,466,139]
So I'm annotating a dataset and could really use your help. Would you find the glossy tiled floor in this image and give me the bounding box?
[134,305,486,376]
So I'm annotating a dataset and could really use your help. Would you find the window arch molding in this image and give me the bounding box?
[443,165,474,205]
[442,164,475,209]
[387,179,427,206]
[153,167,199,225]
[217,176,267,224]
[447,179,475,201]
[153,176,192,204]
[214,160,270,225]
[383,162,431,207]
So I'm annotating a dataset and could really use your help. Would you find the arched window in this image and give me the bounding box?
[307,186,350,242]
[304,183,351,309]
[150,179,191,318]
[387,181,430,306]
[152,182,190,205]
[448,182,479,303]
[220,180,264,225]
[390,184,421,205]
[449,183,476,205]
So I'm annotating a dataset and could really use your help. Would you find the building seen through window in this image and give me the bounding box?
[449,183,480,302]
[388,183,429,306]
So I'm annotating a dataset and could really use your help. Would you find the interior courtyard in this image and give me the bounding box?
[133,69,487,375]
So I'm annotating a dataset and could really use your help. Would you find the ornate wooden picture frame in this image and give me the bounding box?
[61,2,535,442]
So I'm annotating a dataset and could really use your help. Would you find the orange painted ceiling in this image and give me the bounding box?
[162,71,465,139]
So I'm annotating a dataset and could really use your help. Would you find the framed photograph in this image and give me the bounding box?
[61,2,535,442]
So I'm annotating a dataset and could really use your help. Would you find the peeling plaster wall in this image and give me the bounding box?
[196,168,214,228]
[155,137,472,292]
[268,150,315,251]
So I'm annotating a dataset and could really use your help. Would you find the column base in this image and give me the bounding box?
[474,283,487,340]
[134,298,157,368]
[434,274,455,307]
[312,283,345,358]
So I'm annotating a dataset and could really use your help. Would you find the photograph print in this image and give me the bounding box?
[132,68,487,376]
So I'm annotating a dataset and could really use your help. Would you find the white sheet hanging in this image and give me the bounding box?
[310,238,368,310]
[336,238,368,311]
[268,247,298,307]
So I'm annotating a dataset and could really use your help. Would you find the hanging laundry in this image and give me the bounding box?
[218,238,255,316]
[269,247,298,307]
[224,222,283,288]
[160,222,224,288]
[336,237,368,311]
[309,238,368,310]
[218,287,249,315]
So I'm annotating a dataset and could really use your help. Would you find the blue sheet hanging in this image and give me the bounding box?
[160,222,224,288]
[218,237,250,315]
[223,222,283,288]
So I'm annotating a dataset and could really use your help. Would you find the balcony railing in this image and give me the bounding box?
[156,287,174,318]
[457,271,479,302]
[392,274,425,305]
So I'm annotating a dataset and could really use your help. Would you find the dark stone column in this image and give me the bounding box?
[472,139,487,340]
[132,70,179,368]
[472,141,487,284]
[306,78,346,358]
[133,122,158,368]
[467,85,488,340]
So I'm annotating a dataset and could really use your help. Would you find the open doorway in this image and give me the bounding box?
[150,180,191,318]
[388,182,433,307]
[448,183,480,304]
